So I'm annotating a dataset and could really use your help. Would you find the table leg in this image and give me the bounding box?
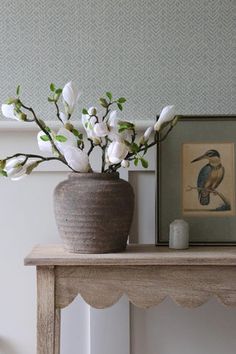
[55,309,61,354]
[37,266,58,354]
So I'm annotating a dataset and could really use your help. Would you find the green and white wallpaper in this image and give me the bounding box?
[0,0,235,120]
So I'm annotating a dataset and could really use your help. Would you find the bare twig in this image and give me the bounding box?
[4,152,71,169]
[87,139,95,156]
[186,185,231,207]
[54,101,64,124]
[20,101,63,158]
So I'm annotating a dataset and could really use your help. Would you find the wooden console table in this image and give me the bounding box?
[24,244,236,354]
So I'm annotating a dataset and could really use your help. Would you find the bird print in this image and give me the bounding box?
[191,149,225,206]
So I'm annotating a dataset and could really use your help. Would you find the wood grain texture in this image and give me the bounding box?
[37,266,57,354]
[31,245,236,313]
[55,265,236,309]
[55,309,61,354]
[25,244,236,266]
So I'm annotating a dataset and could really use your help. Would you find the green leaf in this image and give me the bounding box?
[45,126,51,132]
[0,170,7,177]
[72,128,79,137]
[118,127,126,133]
[82,108,88,115]
[72,128,83,139]
[99,98,108,108]
[55,135,67,142]
[118,97,126,103]
[134,158,139,167]
[106,92,112,100]
[140,157,148,168]
[50,83,55,92]
[16,85,21,96]
[130,142,139,154]
[40,135,50,141]
[118,121,135,133]
[48,97,55,102]
[119,121,134,129]
[117,103,123,111]
[55,88,62,94]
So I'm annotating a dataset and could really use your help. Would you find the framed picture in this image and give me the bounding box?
[156,115,236,245]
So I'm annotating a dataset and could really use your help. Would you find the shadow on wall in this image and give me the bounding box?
[0,337,20,354]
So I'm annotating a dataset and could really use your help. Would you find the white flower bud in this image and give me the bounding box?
[88,106,97,116]
[107,141,129,164]
[64,146,90,172]
[121,159,130,168]
[93,122,109,137]
[62,81,81,115]
[154,105,175,131]
[1,104,18,120]
[140,126,153,145]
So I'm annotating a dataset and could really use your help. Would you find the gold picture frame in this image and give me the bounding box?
[156,115,236,245]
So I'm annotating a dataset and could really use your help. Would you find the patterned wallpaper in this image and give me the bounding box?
[0,0,235,121]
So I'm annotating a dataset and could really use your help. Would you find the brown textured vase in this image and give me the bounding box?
[54,172,134,253]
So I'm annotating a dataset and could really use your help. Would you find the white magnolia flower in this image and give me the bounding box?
[88,106,97,116]
[107,141,129,164]
[109,110,119,127]
[1,104,17,120]
[154,105,175,131]
[63,146,90,172]
[56,127,77,154]
[11,159,39,181]
[82,114,101,144]
[93,122,109,137]
[37,131,53,156]
[121,159,130,168]
[107,111,133,143]
[10,168,27,180]
[140,126,153,145]
[59,112,68,124]
[62,81,81,115]
[4,156,25,179]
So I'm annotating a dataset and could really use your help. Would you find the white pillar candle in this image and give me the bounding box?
[169,219,189,250]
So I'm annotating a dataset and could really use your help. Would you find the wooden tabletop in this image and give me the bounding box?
[24,244,236,266]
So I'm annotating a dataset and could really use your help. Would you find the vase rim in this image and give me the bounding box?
[68,172,120,180]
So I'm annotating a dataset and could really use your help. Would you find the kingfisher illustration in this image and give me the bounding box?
[191,149,225,206]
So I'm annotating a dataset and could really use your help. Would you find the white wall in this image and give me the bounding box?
[129,171,236,354]
[1,123,236,354]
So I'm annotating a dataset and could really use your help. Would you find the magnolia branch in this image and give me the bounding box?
[20,101,63,158]
[106,123,175,173]
[5,153,60,162]
[102,102,113,121]
[54,101,64,124]
[3,153,77,173]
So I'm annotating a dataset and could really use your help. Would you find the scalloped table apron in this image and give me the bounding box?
[54,172,134,254]
[24,244,236,354]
